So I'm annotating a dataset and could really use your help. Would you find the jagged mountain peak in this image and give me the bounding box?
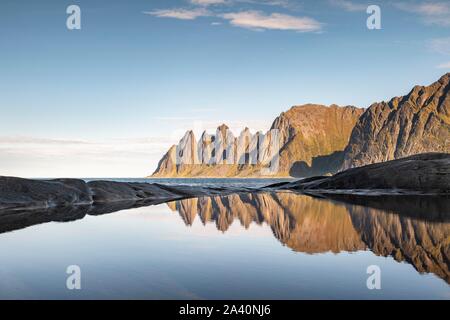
[153,104,363,177]
[152,74,449,177]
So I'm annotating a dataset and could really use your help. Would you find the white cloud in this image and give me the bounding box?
[412,2,449,15]
[221,10,322,32]
[144,8,211,20]
[239,0,294,8]
[190,0,293,8]
[146,4,322,33]
[329,0,368,12]
[0,136,174,178]
[190,0,228,6]
[395,1,450,26]
[0,137,91,145]
[437,61,450,68]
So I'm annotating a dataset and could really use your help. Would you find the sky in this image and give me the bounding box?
[0,0,449,178]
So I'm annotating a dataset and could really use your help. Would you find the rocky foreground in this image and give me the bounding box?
[270,153,450,195]
[0,177,252,212]
[0,153,449,212]
[0,186,448,284]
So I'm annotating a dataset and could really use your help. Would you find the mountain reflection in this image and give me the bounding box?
[167,192,450,284]
[0,191,449,285]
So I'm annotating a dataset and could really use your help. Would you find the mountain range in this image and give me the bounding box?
[152,73,450,178]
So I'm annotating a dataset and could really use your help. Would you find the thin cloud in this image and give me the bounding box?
[0,136,174,178]
[144,8,211,20]
[191,0,294,8]
[427,37,450,70]
[0,137,91,145]
[437,61,450,69]
[190,0,228,6]
[146,4,322,33]
[239,0,294,9]
[329,0,368,12]
[221,10,322,32]
[154,116,201,121]
[394,1,450,27]
[429,37,450,55]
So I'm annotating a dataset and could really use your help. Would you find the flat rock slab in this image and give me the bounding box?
[0,177,252,212]
[271,153,450,195]
[0,177,93,210]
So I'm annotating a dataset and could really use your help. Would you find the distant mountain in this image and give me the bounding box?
[152,73,450,177]
[151,104,363,177]
[343,73,450,169]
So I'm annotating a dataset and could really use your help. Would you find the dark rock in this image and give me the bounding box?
[276,153,450,195]
[87,180,182,203]
[0,177,92,210]
[0,177,253,212]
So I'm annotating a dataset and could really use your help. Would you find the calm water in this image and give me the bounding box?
[84,178,294,188]
[0,180,449,300]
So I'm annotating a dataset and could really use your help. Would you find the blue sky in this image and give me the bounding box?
[0,0,449,177]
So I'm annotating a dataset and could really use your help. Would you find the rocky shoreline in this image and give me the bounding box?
[268,153,450,195]
[0,177,253,212]
[0,153,449,212]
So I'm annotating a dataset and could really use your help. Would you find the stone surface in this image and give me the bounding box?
[0,177,92,210]
[275,153,450,195]
[0,177,248,211]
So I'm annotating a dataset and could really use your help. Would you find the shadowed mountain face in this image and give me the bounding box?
[167,192,450,284]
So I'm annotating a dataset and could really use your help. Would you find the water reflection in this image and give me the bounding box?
[167,192,450,284]
[0,191,449,285]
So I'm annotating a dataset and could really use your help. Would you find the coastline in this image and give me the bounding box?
[1,153,448,212]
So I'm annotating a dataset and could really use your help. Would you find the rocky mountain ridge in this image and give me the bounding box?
[152,104,363,177]
[343,73,450,169]
[152,73,450,177]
